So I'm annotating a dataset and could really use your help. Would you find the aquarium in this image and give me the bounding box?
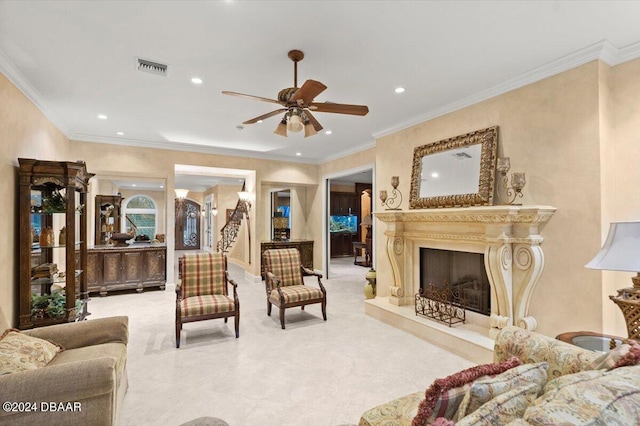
[330,215,358,233]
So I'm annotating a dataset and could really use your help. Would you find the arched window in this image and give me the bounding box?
[122,195,157,240]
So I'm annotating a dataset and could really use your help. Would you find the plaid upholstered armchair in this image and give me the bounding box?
[263,248,327,329]
[175,252,240,348]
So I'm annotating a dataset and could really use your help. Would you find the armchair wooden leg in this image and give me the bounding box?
[267,300,272,316]
[301,305,305,310]
[322,299,327,321]
[224,317,228,323]
[234,314,239,338]
[175,320,181,348]
[279,307,286,329]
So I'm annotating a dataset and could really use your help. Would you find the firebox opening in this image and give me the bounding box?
[419,248,491,316]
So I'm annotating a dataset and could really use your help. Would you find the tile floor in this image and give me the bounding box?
[89,257,474,426]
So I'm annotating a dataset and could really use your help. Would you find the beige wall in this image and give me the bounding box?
[0,73,71,326]
[375,59,640,337]
[603,58,640,334]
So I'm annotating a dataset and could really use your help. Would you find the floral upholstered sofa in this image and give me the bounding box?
[359,326,640,425]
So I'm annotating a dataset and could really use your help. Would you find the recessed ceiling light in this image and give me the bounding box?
[132,184,136,187]
[257,120,263,123]
[325,130,332,135]
[116,131,124,136]
[296,152,301,156]
[431,172,439,178]
[160,185,164,189]
[98,114,107,120]
[395,87,405,93]
[191,77,203,85]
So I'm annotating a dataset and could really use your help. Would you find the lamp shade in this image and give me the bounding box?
[586,221,640,272]
[287,114,303,132]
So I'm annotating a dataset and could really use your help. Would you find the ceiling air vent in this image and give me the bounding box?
[136,58,169,77]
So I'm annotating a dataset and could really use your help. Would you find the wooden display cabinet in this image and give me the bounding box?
[95,194,124,245]
[86,245,167,296]
[18,158,94,329]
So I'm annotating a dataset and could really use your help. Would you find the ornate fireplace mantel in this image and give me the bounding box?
[375,205,556,333]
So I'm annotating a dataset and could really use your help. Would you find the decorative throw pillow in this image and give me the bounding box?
[0,329,62,375]
[586,342,636,370]
[612,340,640,369]
[412,356,522,426]
[523,365,640,425]
[455,382,540,426]
[455,362,548,420]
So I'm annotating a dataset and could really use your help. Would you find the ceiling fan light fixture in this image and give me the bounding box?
[274,119,288,137]
[304,121,317,137]
[287,114,303,132]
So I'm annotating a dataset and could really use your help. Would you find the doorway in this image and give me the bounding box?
[175,199,201,250]
[325,165,374,279]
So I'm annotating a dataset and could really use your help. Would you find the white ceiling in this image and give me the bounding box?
[2,1,640,165]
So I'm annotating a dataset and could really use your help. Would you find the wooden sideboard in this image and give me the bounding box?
[87,244,166,296]
[260,240,313,279]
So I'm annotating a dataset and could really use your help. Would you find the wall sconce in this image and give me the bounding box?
[379,176,402,210]
[175,188,189,200]
[497,157,526,205]
[211,205,218,216]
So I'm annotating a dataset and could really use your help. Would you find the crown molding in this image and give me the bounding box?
[373,40,640,140]
[70,133,320,165]
[612,40,640,65]
[0,50,71,136]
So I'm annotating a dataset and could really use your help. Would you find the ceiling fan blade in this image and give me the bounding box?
[309,102,369,116]
[304,110,323,132]
[222,91,281,105]
[243,109,288,124]
[293,80,327,105]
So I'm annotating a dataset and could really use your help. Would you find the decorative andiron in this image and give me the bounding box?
[415,284,466,327]
[497,157,526,205]
[379,176,403,210]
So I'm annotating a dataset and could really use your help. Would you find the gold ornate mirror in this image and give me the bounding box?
[409,126,498,209]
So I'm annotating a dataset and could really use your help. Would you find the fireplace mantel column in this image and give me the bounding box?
[511,236,546,331]
[382,217,413,306]
[485,237,513,331]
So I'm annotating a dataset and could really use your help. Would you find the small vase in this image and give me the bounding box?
[364,268,377,299]
[58,226,66,246]
[39,227,54,247]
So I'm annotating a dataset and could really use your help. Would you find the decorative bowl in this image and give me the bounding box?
[110,233,133,246]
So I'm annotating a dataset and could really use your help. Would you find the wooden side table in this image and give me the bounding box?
[352,241,370,267]
[556,331,626,352]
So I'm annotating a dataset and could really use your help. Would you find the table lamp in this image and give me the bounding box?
[361,214,372,240]
[586,221,640,341]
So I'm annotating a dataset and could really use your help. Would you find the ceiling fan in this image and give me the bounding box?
[222,50,369,137]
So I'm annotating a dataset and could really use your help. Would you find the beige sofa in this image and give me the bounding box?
[360,326,640,425]
[0,316,129,426]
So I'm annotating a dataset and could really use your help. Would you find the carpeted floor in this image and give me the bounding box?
[89,256,473,426]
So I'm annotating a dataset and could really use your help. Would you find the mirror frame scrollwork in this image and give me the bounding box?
[409,126,498,209]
